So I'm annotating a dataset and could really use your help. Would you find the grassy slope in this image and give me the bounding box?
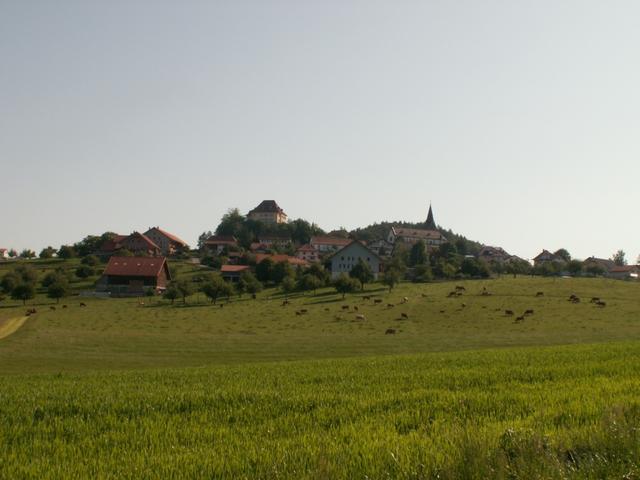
[0,276,639,374]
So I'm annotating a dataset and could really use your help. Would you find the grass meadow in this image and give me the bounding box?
[1,269,640,477]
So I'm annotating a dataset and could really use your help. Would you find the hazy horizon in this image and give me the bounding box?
[2,1,639,262]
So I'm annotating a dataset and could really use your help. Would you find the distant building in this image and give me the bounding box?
[144,227,188,256]
[608,265,640,280]
[477,246,512,264]
[203,235,239,255]
[247,200,288,224]
[532,249,563,267]
[119,232,161,257]
[296,244,320,263]
[309,236,351,254]
[328,240,382,279]
[0,248,8,260]
[97,256,171,296]
[220,265,250,282]
[583,257,615,273]
[387,204,447,251]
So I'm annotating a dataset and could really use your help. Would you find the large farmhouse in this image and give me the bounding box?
[328,240,382,279]
[97,256,171,296]
[144,227,188,256]
[247,200,288,224]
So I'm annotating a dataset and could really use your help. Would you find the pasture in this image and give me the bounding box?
[1,274,640,477]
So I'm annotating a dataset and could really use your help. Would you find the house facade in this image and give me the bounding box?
[203,235,239,255]
[477,246,512,264]
[97,256,171,296]
[0,248,8,260]
[144,227,188,256]
[608,265,640,280]
[296,244,320,263]
[120,232,161,256]
[221,265,250,282]
[532,250,563,267]
[247,200,288,224]
[328,240,382,279]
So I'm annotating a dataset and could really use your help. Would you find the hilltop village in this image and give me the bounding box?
[1,199,637,298]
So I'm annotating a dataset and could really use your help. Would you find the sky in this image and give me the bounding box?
[1,1,639,262]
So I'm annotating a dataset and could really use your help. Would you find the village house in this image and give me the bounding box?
[247,200,288,224]
[119,232,161,257]
[608,265,640,281]
[532,249,564,267]
[97,256,171,296]
[143,227,188,256]
[203,235,239,255]
[387,205,447,251]
[477,246,512,264]
[220,265,251,282]
[0,248,8,260]
[309,236,351,254]
[328,240,382,279]
[296,244,320,263]
[583,256,616,273]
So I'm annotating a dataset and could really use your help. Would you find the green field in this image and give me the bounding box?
[1,271,639,477]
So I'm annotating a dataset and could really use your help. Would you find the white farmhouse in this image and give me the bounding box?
[328,240,382,279]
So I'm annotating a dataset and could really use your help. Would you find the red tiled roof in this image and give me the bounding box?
[610,265,639,273]
[103,256,168,277]
[221,265,250,273]
[310,236,351,246]
[297,244,316,252]
[391,227,443,240]
[99,235,127,252]
[146,227,188,246]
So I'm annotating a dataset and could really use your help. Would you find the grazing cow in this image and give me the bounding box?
[138,301,145,307]
[356,314,366,321]
[373,299,383,304]
[342,305,350,310]
[324,308,330,312]
[421,293,428,298]
[79,303,87,307]
[354,306,358,311]
[590,297,600,304]
[515,315,525,322]
[387,303,395,308]
[281,300,289,306]
[524,309,534,315]
[300,309,308,314]
[439,310,445,314]
[505,310,514,316]
[363,296,370,301]
[461,303,466,308]
[62,305,67,309]
[455,285,466,292]
[400,313,409,319]
[535,292,544,297]
[596,300,607,307]
[570,296,580,304]
[219,304,224,308]
[385,328,396,335]
[401,297,409,304]
[251,294,257,300]
[295,311,301,316]
[447,291,457,298]
[50,306,56,311]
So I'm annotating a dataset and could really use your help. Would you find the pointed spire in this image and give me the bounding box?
[425,203,437,230]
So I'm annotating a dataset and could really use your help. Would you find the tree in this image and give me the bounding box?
[215,208,246,237]
[57,245,76,259]
[11,283,35,305]
[81,255,100,267]
[460,258,490,278]
[504,259,531,278]
[382,268,401,291]
[75,265,95,279]
[1,272,20,293]
[47,280,69,303]
[298,274,322,295]
[13,265,38,286]
[20,249,36,259]
[349,259,374,290]
[8,249,17,258]
[585,264,605,277]
[271,261,293,285]
[163,286,179,305]
[412,263,433,283]
[42,269,68,288]
[408,240,427,267]
[241,272,263,296]
[333,273,358,299]
[306,263,329,285]
[39,247,56,259]
[567,259,583,276]
[201,275,233,304]
[281,275,297,298]
[554,248,571,262]
[612,250,627,266]
[175,280,194,304]
[255,258,274,283]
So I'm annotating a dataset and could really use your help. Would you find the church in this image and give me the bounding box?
[387,204,447,251]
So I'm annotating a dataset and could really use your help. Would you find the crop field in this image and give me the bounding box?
[1,273,640,477]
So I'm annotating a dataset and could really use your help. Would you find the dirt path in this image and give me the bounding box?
[0,316,29,340]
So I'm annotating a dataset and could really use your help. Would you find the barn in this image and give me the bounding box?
[97,256,171,296]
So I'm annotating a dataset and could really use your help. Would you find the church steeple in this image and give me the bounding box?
[425,204,437,230]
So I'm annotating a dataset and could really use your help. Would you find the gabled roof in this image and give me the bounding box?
[145,227,188,246]
[326,240,382,262]
[248,200,286,215]
[310,236,352,246]
[99,235,127,252]
[584,257,616,269]
[205,235,238,245]
[297,244,316,252]
[609,265,639,273]
[123,232,161,251]
[221,265,250,273]
[533,249,558,261]
[103,256,169,278]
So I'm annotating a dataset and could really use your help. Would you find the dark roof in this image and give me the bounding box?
[123,232,161,251]
[310,236,352,246]
[205,235,238,244]
[425,204,437,230]
[145,227,188,246]
[103,256,169,278]
[326,240,382,262]
[391,227,444,240]
[248,200,285,215]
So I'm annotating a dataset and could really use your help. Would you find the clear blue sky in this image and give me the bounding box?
[2,1,639,262]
